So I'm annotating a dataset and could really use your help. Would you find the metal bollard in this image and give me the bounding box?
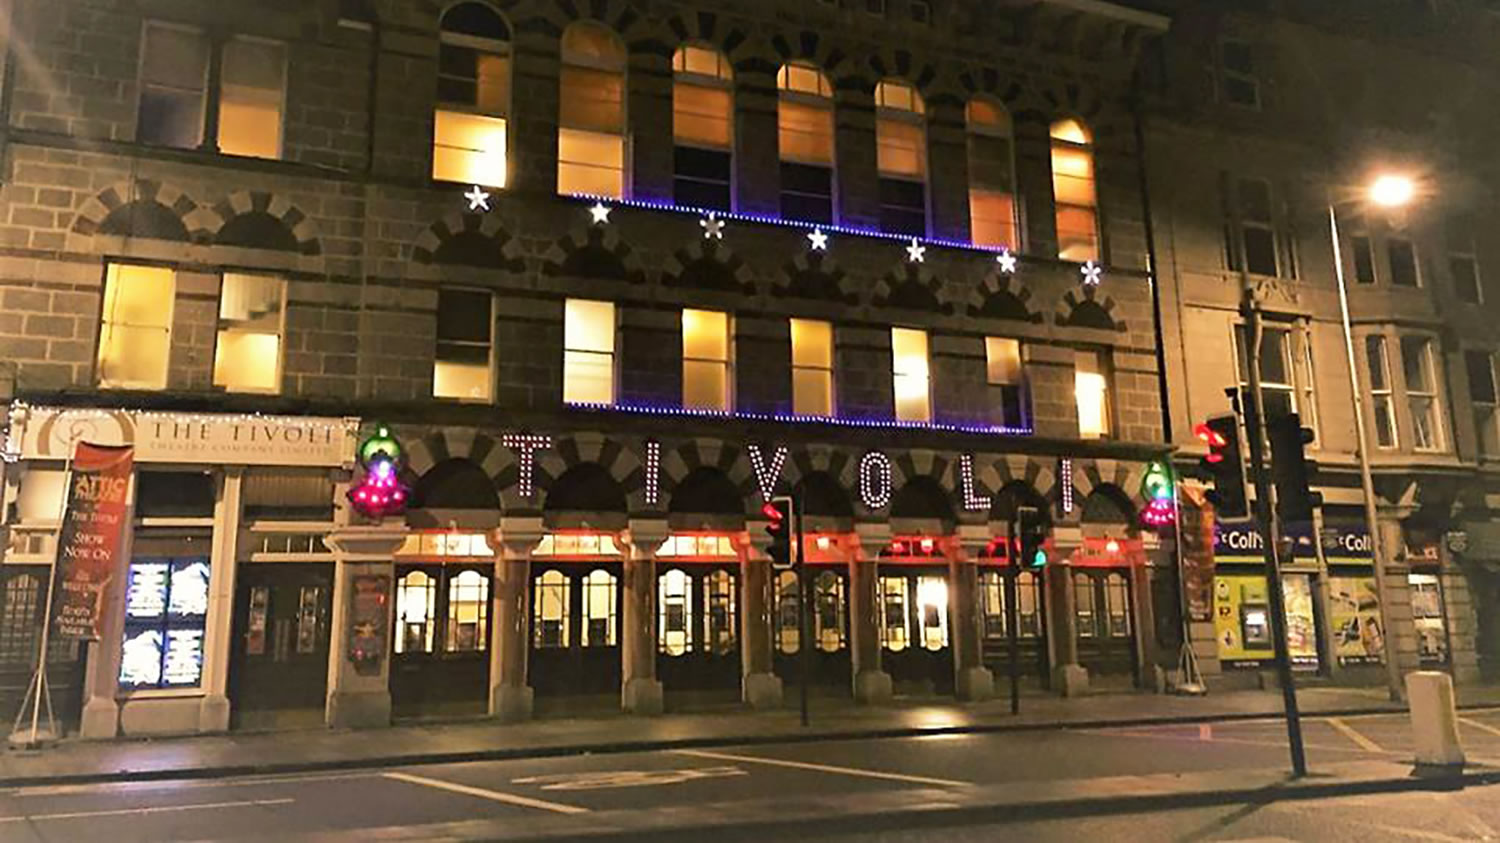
[1406,671,1464,768]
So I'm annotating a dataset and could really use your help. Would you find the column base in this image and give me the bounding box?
[955,666,995,702]
[326,689,391,729]
[853,669,893,705]
[78,696,118,739]
[1052,663,1089,697]
[743,672,784,709]
[490,684,534,722]
[622,678,664,715]
[198,693,231,732]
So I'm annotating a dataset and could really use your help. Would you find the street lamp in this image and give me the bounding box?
[1327,173,1417,702]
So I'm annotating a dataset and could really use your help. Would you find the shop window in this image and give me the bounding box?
[119,555,211,690]
[980,572,1006,638]
[682,308,731,411]
[1074,573,1097,638]
[1467,350,1500,456]
[916,575,948,651]
[1105,573,1131,637]
[1351,234,1377,284]
[775,570,801,654]
[1359,335,1397,449]
[213,273,284,394]
[563,298,616,405]
[535,533,621,556]
[14,469,66,523]
[1074,349,1112,439]
[657,535,736,557]
[875,79,927,236]
[137,23,209,149]
[1220,40,1260,109]
[791,318,834,417]
[1328,575,1385,666]
[777,62,836,223]
[891,327,931,423]
[434,288,494,402]
[1409,573,1448,665]
[1017,571,1040,636]
[446,569,489,652]
[658,568,693,655]
[98,263,175,390]
[1401,335,1444,451]
[395,570,437,654]
[813,571,846,652]
[218,37,285,159]
[1449,215,1482,303]
[986,337,1026,429]
[880,576,910,651]
[672,45,733,211]
[1388,237,1420,287]
[434,3,511,186]
[704,569,737,656]
[581,569,617,647]
[532,569,570,648]
[1050,119,1099,263]
[967,99,1018,249]
[558,22,627,198]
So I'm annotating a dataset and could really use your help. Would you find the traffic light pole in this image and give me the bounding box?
[1005,511,1026,716]
[1242,291,1308,778]
[796,493,810,728]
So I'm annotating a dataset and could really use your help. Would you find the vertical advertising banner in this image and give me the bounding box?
[1178,493,1215,622]
[52,443,134,640]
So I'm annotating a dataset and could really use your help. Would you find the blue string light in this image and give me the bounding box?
[565,401,1031,437]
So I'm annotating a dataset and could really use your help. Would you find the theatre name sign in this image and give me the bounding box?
[4,405,359,468]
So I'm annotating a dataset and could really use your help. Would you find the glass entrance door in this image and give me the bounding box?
[978,568,1048,683]
[657,565,740,693]
[1073,569,1137,681]
[529,563,622,697]
[390,564,492,718]
[878,567,953,694]
[228,562,333,729]
[773,568,850,690]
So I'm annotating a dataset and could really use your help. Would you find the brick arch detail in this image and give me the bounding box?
[774,251,855,304]
[72,180,211,242]
[208,190,322,255]
[1055,283,1126,332]
[872,262,952,314]
[541,224,647,283]
[660,240,757,295]
[539,1,650,43]
[661,10,754,65]
[967,269,1042,322]
[412,209,526,269]
[1074,459,1147,509]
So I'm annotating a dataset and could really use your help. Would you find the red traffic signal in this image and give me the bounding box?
[1194,422,1227,462]
[764,496,794,569]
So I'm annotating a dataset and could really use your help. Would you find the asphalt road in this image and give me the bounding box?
[5,709,1500,842]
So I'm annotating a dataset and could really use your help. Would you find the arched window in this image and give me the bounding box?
[875,79,927,236]
[433,2,512,187]
[1050,118,1098,262]
[967,99,1018,249]
[672,45,733,210]
[558,22,628,197]
[777,62,836,223]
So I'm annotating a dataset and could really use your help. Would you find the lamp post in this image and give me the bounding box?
[1327,174,1415,702]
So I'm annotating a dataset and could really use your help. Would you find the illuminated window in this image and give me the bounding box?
[1466,350,1499,455]
[775,569,801,654]
[563,299,616,404]
[581,569,618,647]
[98,263,175,390]
[673,45,733,210]
[1401,335,1444,452]
[1050,118,1099,262]
[558,22,627,197]
[891,327,931,423]
[916,575,948,651]
[532,569,570,648]
[777,62,835,223]
[1105,573,1131,636]
[967,99,1018,249]
[879,576,910,651]
[434,3,511,186]
[1366,335,1398,449]
[986,337,1026,428]
[875,79,927,236]
[434,288,494,402]
[218,37,285,159]
[137,23,209,149]
[682,308,731,411]
[119,556,211,690]
[791,318,834,416]
[446,569,489,652]
[1074,573,1097,638]
[213,273,284,394]
[704,569,737,655]
[395,570,436,654]
[1074,348,1111,439]
[659,568,694,655]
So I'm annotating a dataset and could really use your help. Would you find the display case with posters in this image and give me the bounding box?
[1327,575,1384,665]
[118,556,211,689]
[1408,572,1448,666]
[1213,573,1319,670]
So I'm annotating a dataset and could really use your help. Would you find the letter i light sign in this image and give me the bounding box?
[349,423,410,520]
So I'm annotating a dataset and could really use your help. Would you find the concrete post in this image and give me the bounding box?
[1407,670,1464,768]
[198,468,243,731]
[952,527,994,701]
[1047,559,1088,696]
[850,523,893,704]
[489,519,542,722]
[621,520,667,715]
[740,526,783,709]
[322,524,406,729]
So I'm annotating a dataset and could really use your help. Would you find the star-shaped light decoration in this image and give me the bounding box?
[807,227,828,251]
[905,238,926,263]
[1081,260,1102,286]
[996,247,1018,275]
[700,211,726,240]
[588,202,612,225]
[464,185,491,212]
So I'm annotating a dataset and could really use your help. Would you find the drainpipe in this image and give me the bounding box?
[1129,71,1172,446]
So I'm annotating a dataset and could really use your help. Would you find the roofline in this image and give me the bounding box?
[1042,0,1171,31]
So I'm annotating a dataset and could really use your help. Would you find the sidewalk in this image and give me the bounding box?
[4,683,1499,788]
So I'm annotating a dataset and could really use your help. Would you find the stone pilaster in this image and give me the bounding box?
[1047,526,1088,696]
[951,524,994,701]
[489,518,543,722]
[621,519,668,715]
[739,525,783,709]
[850,523,893,704]
[322,523,407,730]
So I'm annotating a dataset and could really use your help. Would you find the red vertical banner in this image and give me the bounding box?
[1179,489,1216,623]
[52,443,134,640]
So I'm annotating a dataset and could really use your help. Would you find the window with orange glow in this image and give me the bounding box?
[673,45,734,210]
[558,23,627,197]
[218,37,284,159]
[967,99,1017,248]
[891,327,931,423]
[682,308,732,411]
[791,318,834,416]
[1050,118,1098,262]
[213,273,284,394]
[876,80,927,236]
[433,3,511,186]
[777,62,835,223]
[98,264,175,390]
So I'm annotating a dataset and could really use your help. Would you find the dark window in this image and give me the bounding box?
[867,0,886,14]
[436,289,492,369]
[1453,256,1481,303]
[782,163,834,224]
[879,178,926,236]
[910,0,931,22]
[1351,235,1376,284]
[1388,238,1419,287]
[1244,229,1278,277]
[136,471,216,518]
[674,146,732,211]
[1467,350,1497,405]
[1221,40,1260,108]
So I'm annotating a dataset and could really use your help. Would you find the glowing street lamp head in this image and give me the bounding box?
[1368,174,1416,209]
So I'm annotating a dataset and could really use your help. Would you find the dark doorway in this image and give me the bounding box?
[229,563,333,730]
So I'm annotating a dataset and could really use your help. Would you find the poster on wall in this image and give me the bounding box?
[52,442,134,640]
[1213,573,1319,669]
[118,557,210,689]
[1178,493,1215,622]
[348,574,390,677]
[1328,575,1385,665]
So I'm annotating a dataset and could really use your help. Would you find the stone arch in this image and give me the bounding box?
[873,263,951,314]
[765,29,854,91]
[533,434,640,506]
[794,470,854,520]
[1057,284,1125,331]
[409,457,502,529]
[1036,79,1117,145]
[535,0,648,48]
[991,479,1052,530]
[667,466,746,531]
[413,211,526,271]
[405,428,508,490]
[72,181,207,243]
[661,240,756,294]
[968,270,1042,323]
[660,439,753,499]
[955,63,1045,115]
[542,224,645,283]
[543,463,629,530]
[890,475,955,526]
[1080,484,1137,535]
[864,47,942,105]
[661,9,753,67]
[1074,458,1145,510]
[977,455,1057,507]
[210,191,321,255]
[775,251,856,305]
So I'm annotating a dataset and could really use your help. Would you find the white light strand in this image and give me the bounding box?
[644,439,661,507]
[958,453,988,512]
[502,434,551,499]
[859,451,893,511]
[747,443,787,502]
[1060,458,1075,513]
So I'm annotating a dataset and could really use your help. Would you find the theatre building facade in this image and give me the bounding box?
[0,0,1181,735]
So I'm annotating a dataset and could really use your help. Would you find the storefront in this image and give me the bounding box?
[772,533,851,692]
[654,534,741,703]
[977,539,1048,685]
[529,532,622,705]
[878,537,952,694]
[1068,536,1144,683]
[1405,539,1449,668]
[1211,523,1321,672]
[390,531,494,719]
[1320,522,1384,669]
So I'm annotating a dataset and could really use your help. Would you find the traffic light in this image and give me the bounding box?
[763,496,794,569]
[1268,413,1320,524]
[1196,414,1247,519]
[1014,506,1048,568]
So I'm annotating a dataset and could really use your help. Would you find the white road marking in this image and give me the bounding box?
[8,771,377,798]
[512,766,747,790]
[1324,717,1385,753]
[672,748,970,787]
[382,771,589,814]
[1091,727,1396,755]
[0,797,293,823]
[1459,716,1500,739]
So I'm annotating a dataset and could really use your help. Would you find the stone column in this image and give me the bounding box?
[1047,554,1088,696]
[1131,548,1160,691]
[322,524,407,729]
[198,468,243,731]
[850,523,893,704]
[740,525,783,708]
[621,520,667,715]
[1377,515,1422,683]
[951,526,994,701]
[489,518,542,722]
